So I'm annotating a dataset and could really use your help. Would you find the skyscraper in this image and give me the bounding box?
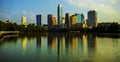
[87,10,97,27]
[21,16,27,25]
[75,13,81,24]
[57,4,63,25]
[80,13,85,24]
[47,14,57,29]
[65,13,70,28]
[52,16,57,25]
[70,15,78,25]
[36,15,42,27]
[48,14,52,28]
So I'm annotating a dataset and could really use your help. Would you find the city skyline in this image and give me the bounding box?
[0,0,120,24]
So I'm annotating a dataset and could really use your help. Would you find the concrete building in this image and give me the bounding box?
[87,10,98,27]
[80,13,85,24]
[47,14,57,29]
[70,15,78,25]
[57,4,63,25]
[21,16,27,25]
[36,15,42,27]
[75,13,81,24]
[65,13,70,28]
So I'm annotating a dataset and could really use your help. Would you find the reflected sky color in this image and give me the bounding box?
[0,0,120,24]
[0,33,120,62]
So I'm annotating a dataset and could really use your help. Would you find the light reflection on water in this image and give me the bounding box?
[0,33,120,62]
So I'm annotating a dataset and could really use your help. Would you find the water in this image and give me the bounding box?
[0,33,120,62]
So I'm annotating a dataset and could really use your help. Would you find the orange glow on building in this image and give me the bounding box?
[52,16,57,25]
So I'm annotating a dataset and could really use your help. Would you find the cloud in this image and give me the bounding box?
[111,0,118,4]
[67,0,118,14]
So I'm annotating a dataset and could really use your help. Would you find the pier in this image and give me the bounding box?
[0,31,19,41]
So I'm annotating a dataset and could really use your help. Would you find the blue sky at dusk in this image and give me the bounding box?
[0,0,120,24]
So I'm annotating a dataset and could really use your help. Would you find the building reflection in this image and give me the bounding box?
[36,36,41,48]
[21,37,28,53]
[88,35,96,49]
[84,34,98,62]
[48,33,57,55]
[33,33,120,62]
[81,35,88,58]
[65,33,71,49]
[87,35,97,57]
[65,33,71,56]
[71,35,79,56]
[57,34,66,62]
[36,36,41,56]
[36,35,48,59]
[36,33,98,62]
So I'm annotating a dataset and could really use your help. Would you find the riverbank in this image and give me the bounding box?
[1,20,120,33]
[18,31,120,38]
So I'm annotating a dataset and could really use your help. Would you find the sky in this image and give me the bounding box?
[0,0,120,24]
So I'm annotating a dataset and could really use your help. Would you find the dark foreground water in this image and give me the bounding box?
[0,33,120,62]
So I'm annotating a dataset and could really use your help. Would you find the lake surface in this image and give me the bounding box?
[0,33,120,62]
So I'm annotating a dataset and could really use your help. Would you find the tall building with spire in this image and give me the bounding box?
[57,4,63,25]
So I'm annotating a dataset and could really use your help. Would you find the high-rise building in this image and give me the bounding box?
[47,14,57,28]
[87,10,97,27]
[48,14,52,28]
[36,15,42,27]
[65,13,70,28]
[52,16,57,25]
[75,13,81,24]
[57,4,63,25]
[74,13,85,24]
[70,15,78,25]
[80,13,85,24]
[21,16,27,25]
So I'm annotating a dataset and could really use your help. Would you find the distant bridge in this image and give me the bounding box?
[0,31,19,41]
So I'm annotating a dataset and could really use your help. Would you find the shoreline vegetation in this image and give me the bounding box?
[0,20,120,35]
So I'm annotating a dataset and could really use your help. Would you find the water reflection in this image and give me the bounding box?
[35,33,120,62]
[35,33,98,62]
[36,36,41,48]
[22,37,28,53]
[1,33,120,62]
[0,37,18,46]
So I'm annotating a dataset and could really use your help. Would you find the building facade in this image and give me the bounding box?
[75,13,81,24]
[70,15,78,25]
[87,10,97,27]
[80,13,85,24]
[21,16,27,25]
[36,15,42,27]
[65,13,70,28]
[47,14,57,29]
[52,16,57,25]
[57,4,63,25]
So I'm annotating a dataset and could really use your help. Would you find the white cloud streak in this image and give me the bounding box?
[111,0,118,4]
[67,0,118,14]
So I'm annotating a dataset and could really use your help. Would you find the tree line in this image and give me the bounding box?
[0,20,47,34]
[0,20,120,33]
